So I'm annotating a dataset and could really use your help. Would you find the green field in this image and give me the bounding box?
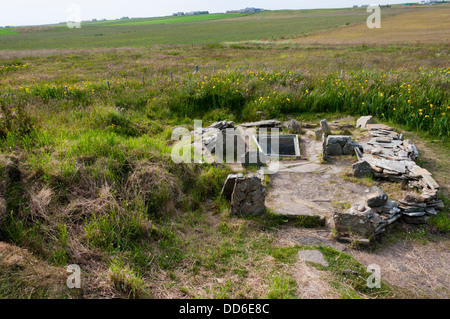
[0,7,423,50]
[0,28,17,36]
[0,5,449,300]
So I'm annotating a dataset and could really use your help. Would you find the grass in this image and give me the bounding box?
[293,6,450,44]
[0,8,394,50]
[106,13,249,26]
[0,28,17,36]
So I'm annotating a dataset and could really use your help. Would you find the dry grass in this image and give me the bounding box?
[291,8,450,45]
[0,241,74,298]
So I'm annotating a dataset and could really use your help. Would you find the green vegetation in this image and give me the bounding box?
[0,28,17,36]
[429,194,450,233]
[0,8,394,50]
[106,13,248,26]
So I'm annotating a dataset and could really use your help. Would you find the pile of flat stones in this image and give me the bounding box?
[192,120,235,154]
[349,116,444,226]
[334,186,402,242]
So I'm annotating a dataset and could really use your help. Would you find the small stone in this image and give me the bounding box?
[315,129,323,140]
[376,137,393,143]
[240,120,281,128]
[365,186,388,207]
[283,119,302,134]
[352,161,374,178]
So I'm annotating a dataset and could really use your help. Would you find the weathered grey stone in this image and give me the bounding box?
[315,129,323,140]
[365,186,388,207]
[356,116,375,129]
[326,143,343,156]
[209,120,234,130]
[369,158,407,174]
[283,119,302,134]
[352,161,374,178]
[402,211,426,217]
[403,215,429,225]
[333,209,378,238]
[342,142,359,155]
[299,250,329,267]
[327,135,351,147]
[366,124,394,131]
[230,177,266,217]
[240,120,281,128]
[421,175,439,190]
[372,200,401,217]
[320,119,331,136]
[375,137,393,143]
[221,174,244,200]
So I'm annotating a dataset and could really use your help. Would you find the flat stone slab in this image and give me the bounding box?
[240,120,281,128]
[299,250,329,267]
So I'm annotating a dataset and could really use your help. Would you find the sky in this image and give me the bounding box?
[0,0,412,27]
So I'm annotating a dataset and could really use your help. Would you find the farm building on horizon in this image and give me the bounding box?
[226,8,263,14]
[172,11,209,17]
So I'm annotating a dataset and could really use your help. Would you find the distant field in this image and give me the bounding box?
[0,28,17,35]
[104,13,248,26]
[291,6,450,44]
[0,8,385,50]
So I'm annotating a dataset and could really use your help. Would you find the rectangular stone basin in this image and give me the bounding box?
[253,134,300,157]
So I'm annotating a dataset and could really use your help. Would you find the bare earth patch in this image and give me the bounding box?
[350,239,450,298]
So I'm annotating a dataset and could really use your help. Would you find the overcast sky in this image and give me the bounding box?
[1,0,411,27]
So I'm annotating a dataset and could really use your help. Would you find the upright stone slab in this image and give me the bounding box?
[221,174,244,200]
[320,119,331,136]
[229,177,266,217]
[356,116,375,129]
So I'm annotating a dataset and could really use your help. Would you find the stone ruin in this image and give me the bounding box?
[208,116,444,245]
[332,116,444,243]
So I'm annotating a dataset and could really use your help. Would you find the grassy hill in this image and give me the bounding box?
[0,6,437,50]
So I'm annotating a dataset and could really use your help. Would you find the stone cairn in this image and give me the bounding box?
[334,186,401,243]
[352,116,443,220]
[331,116,444,242]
